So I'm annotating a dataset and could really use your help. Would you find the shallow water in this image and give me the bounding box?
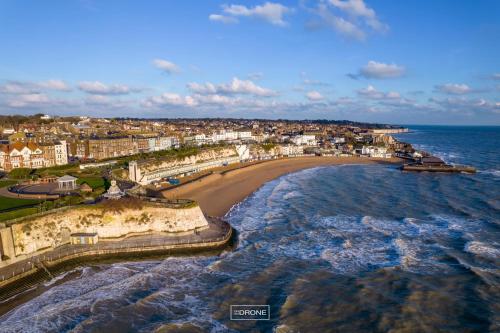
[0,126,499,332]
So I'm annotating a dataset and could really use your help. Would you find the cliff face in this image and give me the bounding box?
[250,145,279,159]
[10,203,208,256]
[139,147,237,172]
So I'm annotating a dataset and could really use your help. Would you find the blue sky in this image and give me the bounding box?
[0,0,499,124]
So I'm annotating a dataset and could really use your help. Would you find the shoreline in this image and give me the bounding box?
[0,156,400,315]
[0,220,233,314]
[162,156,403,217]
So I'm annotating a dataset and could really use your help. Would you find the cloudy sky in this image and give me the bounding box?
[0,0,499,124]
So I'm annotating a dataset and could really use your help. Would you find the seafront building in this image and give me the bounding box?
[0,140,67,171]
[0,115,406,173]
[129,146,246,185]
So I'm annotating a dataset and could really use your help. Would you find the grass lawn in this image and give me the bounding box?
[33,164,80,177]
[77,177,105,189]
[0,196,42,212]
[0,180,18,188]
[0,207,39,224]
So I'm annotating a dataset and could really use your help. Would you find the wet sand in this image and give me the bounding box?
[162,156,402,217]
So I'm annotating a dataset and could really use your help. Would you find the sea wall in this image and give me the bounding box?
[0,200,209,265]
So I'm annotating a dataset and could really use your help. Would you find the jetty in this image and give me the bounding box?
[402,156,476,174]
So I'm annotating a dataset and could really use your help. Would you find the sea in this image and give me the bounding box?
[0,126,499,333]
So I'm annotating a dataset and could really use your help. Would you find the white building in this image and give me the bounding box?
[278,145,304,157]
[291,135,317,146]
[194,133,207,145]
[361,146,392,158]
[225,130,238,141]
[236,129,252,141]
[2,128,15,135]
[251,134,268,143]
[54,140,68,165]
[184,134,207,146]
[212,130,238,143]
[412,151,423,158]
[156,136,176,151]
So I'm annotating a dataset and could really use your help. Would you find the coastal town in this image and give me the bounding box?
[0,114,471,304]
[0,114,408,172]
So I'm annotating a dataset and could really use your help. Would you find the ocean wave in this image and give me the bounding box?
[411,143,462,164]
[3,161,498,330]
[479,169,500,178]
[465,241,500,260]
[42,268,80,287]
[0,257,234,333]
[283,190,302,200]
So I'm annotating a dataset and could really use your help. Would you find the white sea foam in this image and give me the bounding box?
[479,169,500,178]
[465,241,500,260]
[412,143,463,164]
[42,268,79,287]
[283,190,301,200]
[2,163,496,331]
[0,257,233,333]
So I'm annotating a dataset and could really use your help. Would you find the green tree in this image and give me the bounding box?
[9,168,32,179]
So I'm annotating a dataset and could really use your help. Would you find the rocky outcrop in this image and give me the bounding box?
[3,200,209,258]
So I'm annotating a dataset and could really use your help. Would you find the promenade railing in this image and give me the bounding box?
[0,221,230,283]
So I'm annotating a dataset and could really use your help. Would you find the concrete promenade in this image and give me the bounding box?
[0,218,232,291]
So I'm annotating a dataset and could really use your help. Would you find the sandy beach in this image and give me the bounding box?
[162,156,402,217]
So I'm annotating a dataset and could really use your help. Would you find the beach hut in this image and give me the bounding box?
[70,232,98,245]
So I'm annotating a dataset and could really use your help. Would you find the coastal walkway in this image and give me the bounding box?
[0,218,232,302]
[0,186,59,200]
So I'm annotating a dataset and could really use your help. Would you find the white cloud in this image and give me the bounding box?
[357,85,400,100]
[303,79,330,87]
[306,91,324,101]
[0,80,71,94]
[248,72,264,80]
[385,91,401,99]
[78,81,137,95]
[357,85,383,98]
[311,0,387,40]
[187,77,277,97]
[210,2,292,26]
[209,14,238,24]
[6,93,51,108]
[144,93,197,108]
[37,79,71,91]
[430,96,500,114]
[153,58,181,74]
[84,95,138,108]
[492,73,500,80]
[85,95,109,105]
[194,94,237,106]
[435,83,472,95]
[329,0,388,32]
[358,61,405,79]
[315,3,365,40]
[0,82,33,94]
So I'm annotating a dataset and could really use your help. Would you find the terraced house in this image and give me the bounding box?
[0,141,68,171]
[0,142,44,171]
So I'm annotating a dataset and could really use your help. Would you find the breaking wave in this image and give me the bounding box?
[1,135,499,332]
